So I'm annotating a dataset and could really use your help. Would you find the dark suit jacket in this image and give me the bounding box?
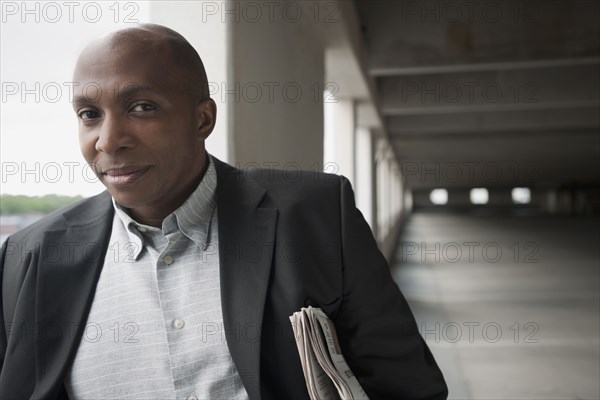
[0,156,447,400]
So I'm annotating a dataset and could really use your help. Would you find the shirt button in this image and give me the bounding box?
[173,318,185,329]
[164,255,174,265]
[187,395,198,400]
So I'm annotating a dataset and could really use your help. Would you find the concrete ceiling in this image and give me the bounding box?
[355,0,600,190]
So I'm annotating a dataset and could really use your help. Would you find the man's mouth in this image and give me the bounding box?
[102,165,151,186]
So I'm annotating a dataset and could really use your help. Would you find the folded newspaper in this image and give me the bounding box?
[289,306,370,400]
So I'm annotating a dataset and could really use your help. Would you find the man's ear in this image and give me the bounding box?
[196,98,217,140]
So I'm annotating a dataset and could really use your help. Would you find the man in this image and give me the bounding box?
[0,24,447,399]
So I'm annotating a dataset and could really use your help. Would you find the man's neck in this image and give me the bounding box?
[124,155,210,228]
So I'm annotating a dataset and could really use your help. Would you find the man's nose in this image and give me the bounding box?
[95,115,135,155]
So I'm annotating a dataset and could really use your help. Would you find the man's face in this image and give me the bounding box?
[73,41,215,220]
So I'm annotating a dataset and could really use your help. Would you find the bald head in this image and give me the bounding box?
[75,23,210,102]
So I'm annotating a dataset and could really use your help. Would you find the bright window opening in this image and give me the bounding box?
[430,189,448,205]
[512,187,531,204]
[470,188,489,204]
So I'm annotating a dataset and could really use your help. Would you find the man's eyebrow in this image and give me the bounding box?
[72,84,154,108]
[72,95,93,108]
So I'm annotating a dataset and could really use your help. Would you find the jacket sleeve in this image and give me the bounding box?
[0,238,8,372]
[334,176,448,400]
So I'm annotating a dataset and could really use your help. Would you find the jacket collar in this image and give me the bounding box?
[33,191,114,399]
[213,155,277,400]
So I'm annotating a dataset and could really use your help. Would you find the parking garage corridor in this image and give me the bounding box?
[391,212,600,400]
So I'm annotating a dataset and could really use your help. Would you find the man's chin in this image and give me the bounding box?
[107,188,149,210]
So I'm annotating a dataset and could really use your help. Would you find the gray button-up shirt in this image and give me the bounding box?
[65,154,249,400]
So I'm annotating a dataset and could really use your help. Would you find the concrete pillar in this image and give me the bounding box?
[324,99,355,183]
[393,165,402,219]
[375,145,400,240]
[412,189,433,208]
[375,140,387,241]
[228,4,325,169]
[487,188,512,206]
[404,189,414,214]
[355,127,374,228]
[447,188,471,207]
[382,155,390,237]
[542,189,558,214]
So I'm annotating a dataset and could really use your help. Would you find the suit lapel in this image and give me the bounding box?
[32,192,113,399]
[214,157,278,400]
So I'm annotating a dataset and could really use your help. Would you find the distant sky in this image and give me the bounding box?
[1,1,152,196]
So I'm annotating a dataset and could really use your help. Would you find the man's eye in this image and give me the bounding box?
[78,110,100,120]
[130,103,156,112]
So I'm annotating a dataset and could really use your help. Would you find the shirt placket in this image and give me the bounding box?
[155,229,200,400]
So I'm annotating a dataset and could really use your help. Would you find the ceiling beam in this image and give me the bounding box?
[370,57,600,77]
[387,107,600,135]
[382,100,600,116]
[390,128,599,140]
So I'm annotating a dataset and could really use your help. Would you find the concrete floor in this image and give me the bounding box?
[392,212,600,400]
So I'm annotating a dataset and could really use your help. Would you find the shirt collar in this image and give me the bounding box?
[172,153,217,249]
[112,153,218,256]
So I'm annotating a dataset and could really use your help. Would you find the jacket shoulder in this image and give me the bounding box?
[253,166,342,190]
[5,191,111,245]
[212,154,346,201]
